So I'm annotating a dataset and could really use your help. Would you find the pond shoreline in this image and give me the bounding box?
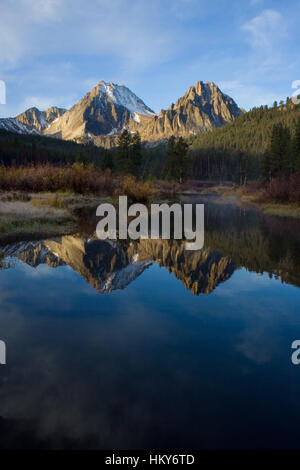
[0,184,299,243]
[0,192,108,243]
[178,184,300,219]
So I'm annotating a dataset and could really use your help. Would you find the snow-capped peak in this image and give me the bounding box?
[98,81,155,119]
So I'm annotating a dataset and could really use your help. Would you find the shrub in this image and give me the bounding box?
[0,164,117,195]
[264,173,300,203]
[114,176,156,203]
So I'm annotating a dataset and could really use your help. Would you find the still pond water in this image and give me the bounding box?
[0,197,300,449]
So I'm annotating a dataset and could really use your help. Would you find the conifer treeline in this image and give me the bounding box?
[1,98,300,186]
[0,130,106,167]
[262,121,300,180]
[116,129,142,175]
[189,99,300,182]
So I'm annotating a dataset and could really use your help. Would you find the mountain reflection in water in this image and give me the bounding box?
[1,199,300,294]
[1,237,237,295]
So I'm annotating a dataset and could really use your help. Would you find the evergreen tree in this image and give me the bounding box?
[261,149,272,181]
[130,131,141,176]
[293,118,300,171]
[101,149,114,171]
[268,123,291,176]
[77,150,87,165]
[175,137,189,183]
[117,129,142,175]
[117,129,132,173]
[166,136,177,180]
[235,153,248,185]
[166,136,189,182]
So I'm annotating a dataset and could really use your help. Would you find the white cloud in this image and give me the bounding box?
[242,9,285,55]
[18,93,79,113]
[21,95,63,111]
[21,0,62,22]
[219,80,241,91]
[0,0,176,71]
[219,80,281,109]
[0,0,63,66]
[0,1,297,116]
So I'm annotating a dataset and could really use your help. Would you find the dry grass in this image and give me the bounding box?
[0,200,67,218]
[0,165,185,203]
[0,164,116,195]
[0,216,76,239]
[0,191,31,202]
[0,189,115,241]
[235,181,264,202]
[31,194,68,209]
[236,175,300,205]
[264,173,300,203]
[114,176,157,203]
[230,178,300,219]
[261,204,300,219]
[0,196,76,240]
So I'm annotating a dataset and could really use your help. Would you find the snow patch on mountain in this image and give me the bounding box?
[0,118,40,135]
[98,81,156,119]
[133,113,140,123]
[99,259,153,293]
[1,241,41,257]
[107,127,118,136]
[39,114,47,129]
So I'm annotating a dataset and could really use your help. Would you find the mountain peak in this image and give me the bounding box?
[0,79,242,144]
[93,80,155,118]
[135,80,242,141]
[14,106,66,132]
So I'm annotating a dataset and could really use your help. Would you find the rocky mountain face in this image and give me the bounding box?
[132,238,236,295]
[0,80,241,145]
[44,80,241,144]
[132,81,242,142]
[44,81,155,142]
[0,117,40,135]
[16,106,66,132]
[0,106,66,135]
[1,236,236,295]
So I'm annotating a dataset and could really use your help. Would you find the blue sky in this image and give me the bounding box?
[0,0,299,117]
